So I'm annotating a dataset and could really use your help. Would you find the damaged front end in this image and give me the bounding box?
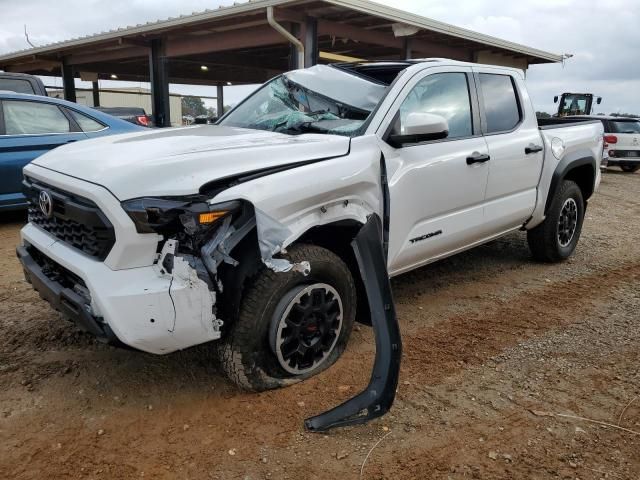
[122,196,310,277]
[123,197,401,432]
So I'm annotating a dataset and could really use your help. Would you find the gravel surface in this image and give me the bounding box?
[0,169,638,479]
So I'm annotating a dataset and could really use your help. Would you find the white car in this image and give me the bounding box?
[17,60,603,430]
[565,115,640,173]
[605,117,640,172]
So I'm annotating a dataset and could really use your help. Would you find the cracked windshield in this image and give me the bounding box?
[219,75,372,136]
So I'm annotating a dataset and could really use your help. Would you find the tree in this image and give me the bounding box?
[536,111,551,119]
[610,112,639,118]
[181,96,207,117]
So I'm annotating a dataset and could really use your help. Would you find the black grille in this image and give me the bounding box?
[28,245,87,291]
[24,178,116,260]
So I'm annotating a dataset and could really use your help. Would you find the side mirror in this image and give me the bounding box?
[388,113,449,147]
[596,97,602,105]
[553,96,559,103]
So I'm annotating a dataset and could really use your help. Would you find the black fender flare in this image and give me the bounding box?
[304,214,402,432]
[545,149,597,214]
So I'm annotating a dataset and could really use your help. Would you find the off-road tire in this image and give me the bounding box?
[527,180,585,262]
[620,165,640,173]
[216,243,357,391]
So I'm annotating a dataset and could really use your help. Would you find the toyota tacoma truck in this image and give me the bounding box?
[17,60,603,431]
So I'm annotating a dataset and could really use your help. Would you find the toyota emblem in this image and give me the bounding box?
[38,190,53,218]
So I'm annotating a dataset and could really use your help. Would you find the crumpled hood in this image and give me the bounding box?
[31,125,351,200]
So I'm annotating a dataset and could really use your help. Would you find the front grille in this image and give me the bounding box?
[24,178,116,260]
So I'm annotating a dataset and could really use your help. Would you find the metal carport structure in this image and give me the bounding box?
[0,0,562,127]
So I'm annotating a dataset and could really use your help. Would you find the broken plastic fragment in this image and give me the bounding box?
[264,258,311,275]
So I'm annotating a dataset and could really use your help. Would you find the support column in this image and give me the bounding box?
[403,38,413,60]
[92,81,100,107]
[61,58,76,102]
[304,17,318,67]
[216,84,224,119]
[149,38,171,128]
[288,23,301,70]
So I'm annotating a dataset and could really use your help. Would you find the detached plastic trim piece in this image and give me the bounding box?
[304,214,402,432]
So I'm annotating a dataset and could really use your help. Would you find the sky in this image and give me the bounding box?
[0,0,638,115]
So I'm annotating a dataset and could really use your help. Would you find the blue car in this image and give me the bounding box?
[0,92,144,211]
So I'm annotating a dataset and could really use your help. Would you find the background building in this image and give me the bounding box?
[47,87,185,126]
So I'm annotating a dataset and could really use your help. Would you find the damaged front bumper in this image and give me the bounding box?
[19,223,222,354]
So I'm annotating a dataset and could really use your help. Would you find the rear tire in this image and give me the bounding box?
[216,244,357,391]
[621,165,640,173]
[527,180,585,262]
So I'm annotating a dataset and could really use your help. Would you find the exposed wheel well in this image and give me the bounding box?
[297,221,371,325]
[216,220,372,333]
[564,164,595,202]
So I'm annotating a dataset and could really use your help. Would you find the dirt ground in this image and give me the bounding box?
[1,170,639,480]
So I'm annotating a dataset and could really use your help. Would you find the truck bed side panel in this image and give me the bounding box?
[527,122,603,229]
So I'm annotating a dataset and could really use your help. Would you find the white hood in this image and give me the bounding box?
[31,125,351,200]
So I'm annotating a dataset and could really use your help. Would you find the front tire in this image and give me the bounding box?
[216,244,357,391]
[527,180,585,262]
[621,164,640,173]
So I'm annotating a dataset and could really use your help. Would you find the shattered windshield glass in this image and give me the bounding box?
[219,76,374,137]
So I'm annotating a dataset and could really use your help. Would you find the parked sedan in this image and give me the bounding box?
[0,93,143,211]
[94,107,153,127]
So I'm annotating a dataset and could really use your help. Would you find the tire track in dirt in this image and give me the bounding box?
[402,262,640,387]
[368,277,640,480]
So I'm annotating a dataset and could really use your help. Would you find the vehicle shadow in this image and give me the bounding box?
[602,166,640,175]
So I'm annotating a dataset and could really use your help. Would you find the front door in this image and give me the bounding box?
[378,67,490,276]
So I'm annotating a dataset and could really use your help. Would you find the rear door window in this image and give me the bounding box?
[478,74,522,133]
[3,100,71,135]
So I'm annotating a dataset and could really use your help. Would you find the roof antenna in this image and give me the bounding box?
[24,24,36,48]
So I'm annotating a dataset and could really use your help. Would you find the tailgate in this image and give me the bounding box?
[613,133,640,150]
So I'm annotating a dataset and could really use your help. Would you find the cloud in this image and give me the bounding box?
[388,0,640,114]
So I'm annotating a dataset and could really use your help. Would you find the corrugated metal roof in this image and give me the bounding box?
[331,0,562,62]
[0,0,562,63]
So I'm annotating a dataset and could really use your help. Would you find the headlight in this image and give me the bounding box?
[122,196,241,235]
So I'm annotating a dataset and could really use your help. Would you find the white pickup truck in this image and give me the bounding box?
[18,59,603,430]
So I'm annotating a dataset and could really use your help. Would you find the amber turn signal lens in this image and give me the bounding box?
[198,211,227,224]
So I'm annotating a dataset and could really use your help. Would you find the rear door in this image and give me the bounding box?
[473,67,544,234]
[378,66,490,275]
[0,99,87,201]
